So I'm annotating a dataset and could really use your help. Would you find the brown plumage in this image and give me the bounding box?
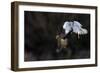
[56,34,68,49]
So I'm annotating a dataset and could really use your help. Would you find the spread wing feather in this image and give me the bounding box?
[63,21,71,34]
[63,21,88,35]
[73,21,88,34]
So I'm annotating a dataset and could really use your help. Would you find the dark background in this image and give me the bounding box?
[24,11,90,61]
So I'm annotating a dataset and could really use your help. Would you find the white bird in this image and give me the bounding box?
[63,21,88,38]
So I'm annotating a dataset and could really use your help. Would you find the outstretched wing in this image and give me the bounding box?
[73,21,88,35]
[63,21,71,34]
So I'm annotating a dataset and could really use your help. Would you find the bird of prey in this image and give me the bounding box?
[63,21,88,38]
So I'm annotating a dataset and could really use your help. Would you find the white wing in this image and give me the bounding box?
[63,21,71,34]
[73,21,88,35]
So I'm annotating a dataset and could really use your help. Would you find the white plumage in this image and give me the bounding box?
[63,21,88,35]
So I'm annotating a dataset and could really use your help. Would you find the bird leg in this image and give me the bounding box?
[78,32,80,39]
